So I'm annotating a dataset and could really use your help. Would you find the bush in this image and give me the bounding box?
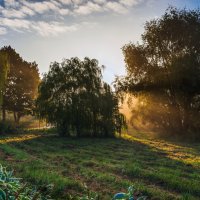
[0,121,20,134]
[0,164,53,200]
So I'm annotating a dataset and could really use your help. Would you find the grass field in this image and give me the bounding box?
[0,130,200,200]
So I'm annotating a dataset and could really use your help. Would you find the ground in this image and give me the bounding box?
[0,130,200,200]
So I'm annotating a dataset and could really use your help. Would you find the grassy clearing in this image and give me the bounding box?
[0,130,200,200]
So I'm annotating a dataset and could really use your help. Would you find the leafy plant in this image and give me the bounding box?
[72,185,147,200]
[112,186,147,200]
[0,164,53,200]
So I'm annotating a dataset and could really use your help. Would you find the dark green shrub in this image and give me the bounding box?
[0,121,20,134]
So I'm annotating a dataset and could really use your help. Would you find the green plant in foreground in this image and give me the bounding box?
[0,164,53,200]
[0,163,147,200]
[112,186,147,200]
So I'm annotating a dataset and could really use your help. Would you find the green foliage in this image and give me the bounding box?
[0,51,10,106]
[0,121,21,134]
[36,57,126,137]
[115,7,200,135]
[112,185,147,200]
[0,46,40,123]
[0,164,53,200]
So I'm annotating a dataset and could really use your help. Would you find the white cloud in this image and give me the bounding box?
[75,2,102,15]
[106,2,127,14]
[0,16,82,37]
[20,6,35,16]
[4,0,18,7]
[72,0,85,5]
[1,0,143,19]
[0,0,144,37]
[120,0,141,7]
[0,27,7,35]
[21,1,60,14]
[2,8,26,18]
[93,0,106,4]
[57,0,72,5]
[59,8,70,15]
[0,18,31,30]
[31,21,78,37]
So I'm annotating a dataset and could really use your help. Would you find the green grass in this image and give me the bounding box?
[0,130,200,199]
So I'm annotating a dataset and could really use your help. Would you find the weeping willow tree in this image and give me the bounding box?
[36,57,126,137]
[0,51,9,109]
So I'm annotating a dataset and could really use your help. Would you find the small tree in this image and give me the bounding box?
[36,57,126,137]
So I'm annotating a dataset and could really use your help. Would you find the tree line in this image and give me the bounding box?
[1,6,200,137]
[0,47,126,137]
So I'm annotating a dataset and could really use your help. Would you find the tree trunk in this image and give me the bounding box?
[2,105,6,121]
[92,112,97,137]
[76,124,80,137]
[14,112,17,123]
[15,112,21,124]
[175,105,183,134]
[182,98,191,132]
[183,110,189,131]
[14,111,21,124]
[58,121,69,137]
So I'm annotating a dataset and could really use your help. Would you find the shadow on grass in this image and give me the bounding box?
[0,132,200,199]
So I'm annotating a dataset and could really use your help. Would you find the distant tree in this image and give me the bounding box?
[36,57,126,137]
[0,50,10,121]
[115,7,200,134]
[1,46,40,123]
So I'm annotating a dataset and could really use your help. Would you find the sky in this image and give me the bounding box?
[0,0,199,84]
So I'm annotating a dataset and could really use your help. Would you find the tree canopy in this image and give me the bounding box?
[36,57,126,137]
[115,7,200,135]
[1,46,40,123]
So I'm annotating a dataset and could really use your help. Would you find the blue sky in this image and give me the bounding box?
[0,0,199,84]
